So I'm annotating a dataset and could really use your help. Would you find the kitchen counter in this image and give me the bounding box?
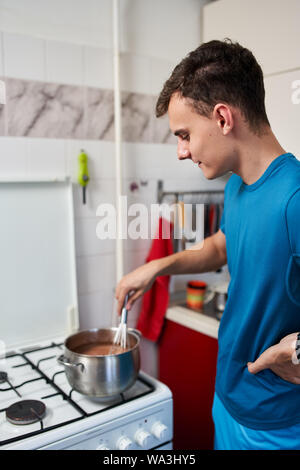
[166,292,220,339]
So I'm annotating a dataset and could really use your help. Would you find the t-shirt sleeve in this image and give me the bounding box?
[286,189,300,305]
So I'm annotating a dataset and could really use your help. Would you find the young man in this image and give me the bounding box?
[115,40,300,450]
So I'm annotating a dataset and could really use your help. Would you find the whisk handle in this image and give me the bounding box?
[121,293,129,324]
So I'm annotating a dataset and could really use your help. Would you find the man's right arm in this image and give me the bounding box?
[115,229,227,314]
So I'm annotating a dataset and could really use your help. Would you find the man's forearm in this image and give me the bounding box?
[152,233,227,277]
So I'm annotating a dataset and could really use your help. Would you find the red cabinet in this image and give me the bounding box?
[158,318,218,450]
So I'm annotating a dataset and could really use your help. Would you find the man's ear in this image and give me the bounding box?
[213,103,233,135]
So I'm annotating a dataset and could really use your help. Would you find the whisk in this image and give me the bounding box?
[113,294,129,349]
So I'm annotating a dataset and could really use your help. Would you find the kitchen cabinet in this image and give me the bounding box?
[203,0,300,76]
[158,306,219,450]
[264,70,300,158]
[203,0,300,159]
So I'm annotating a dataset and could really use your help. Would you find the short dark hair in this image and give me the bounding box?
[156,39,270,134]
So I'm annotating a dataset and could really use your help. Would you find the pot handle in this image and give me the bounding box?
[57,354,84,372]
[128,328,142,338]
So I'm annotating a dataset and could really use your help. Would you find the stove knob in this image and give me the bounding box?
[96,444,110,450]
[116,435,133,450]
[151,421,168,440]
[135,429,151,448]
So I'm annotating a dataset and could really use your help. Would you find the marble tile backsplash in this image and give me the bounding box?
[0,76,175,144]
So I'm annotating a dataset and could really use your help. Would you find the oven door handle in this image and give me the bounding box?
[57,354,84,372]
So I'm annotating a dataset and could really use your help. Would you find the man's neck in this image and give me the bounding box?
[233,127,286,185]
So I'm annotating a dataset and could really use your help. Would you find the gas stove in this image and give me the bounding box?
[0,339,173,450]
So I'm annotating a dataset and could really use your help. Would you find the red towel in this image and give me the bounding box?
[136,217,174,342]
[209,204,216,235]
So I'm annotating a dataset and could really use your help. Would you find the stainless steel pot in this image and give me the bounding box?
[57,327,141,398]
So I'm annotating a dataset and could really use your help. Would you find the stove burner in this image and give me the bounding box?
[0,370,22,397]
[6,400,46,425]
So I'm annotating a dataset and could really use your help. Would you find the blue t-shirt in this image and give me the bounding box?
[216,152,300,430]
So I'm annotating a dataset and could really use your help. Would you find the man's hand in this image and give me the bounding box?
[115,260,159,316]
[247,333,300,384]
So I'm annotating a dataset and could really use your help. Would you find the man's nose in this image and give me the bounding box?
[177,142,191,160]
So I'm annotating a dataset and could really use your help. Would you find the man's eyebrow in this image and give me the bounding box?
[173,128,189,136]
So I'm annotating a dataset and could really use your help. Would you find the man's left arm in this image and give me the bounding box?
[248,188,300,383]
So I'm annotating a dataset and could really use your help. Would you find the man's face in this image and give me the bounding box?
[168,93,234,179]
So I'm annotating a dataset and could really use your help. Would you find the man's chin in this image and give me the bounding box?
[201,166,229,180]
[200,166,218,180]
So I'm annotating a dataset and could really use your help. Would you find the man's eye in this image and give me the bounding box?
[181,134,189,141]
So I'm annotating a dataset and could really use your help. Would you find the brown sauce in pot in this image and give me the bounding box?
[73,342,129,356]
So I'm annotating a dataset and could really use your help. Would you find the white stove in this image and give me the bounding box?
[0,338,173,450]
[0,181,173,451]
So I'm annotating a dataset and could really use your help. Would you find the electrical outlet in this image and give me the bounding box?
[0,80,6,105]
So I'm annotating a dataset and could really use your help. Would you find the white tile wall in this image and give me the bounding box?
[83,45,113,89]
[139,337,158,378]
[126,296,143,328]
[78,288,142,331]
[120,0,204,62]
[3,32,45,81]
[74,217,115,257]
[122,142,175,179]
[78,289,116,330]
[0,0,113,49]
[28,138,66,178]
[149,57,176,96]
[124,248,148,276]
[0,136,29,177]
[46,40,84,86]
[120,53,151,94]
[76,252,116,294]
[0,0,206,63]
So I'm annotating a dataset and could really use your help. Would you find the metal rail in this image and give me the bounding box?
[157,179,224,204]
